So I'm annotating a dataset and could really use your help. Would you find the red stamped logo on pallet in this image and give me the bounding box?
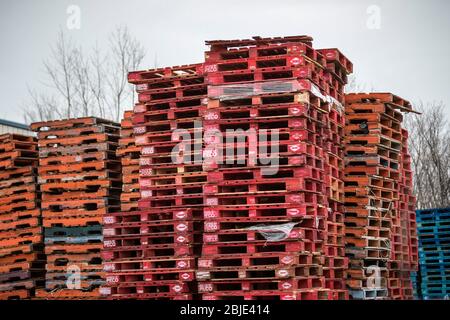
[136,83,148,91]
[290,119,304,128]
[103,263,115,271]
[198,259,212,268]
[176,223,188,232]
[199,283,213,292]
[104,240,116,248]
[141,146,154,155]
[106,276,119,283]
[140,158,151,166]
[287,208,301,216]
[103,216,115,224]
[281,255,294,264]
[281,281,293,290]
[205,197,218,206]
[204,234,218,242]
[204,111,219,120]
[204,64,218,73]
[134,126,146,134]
[291,132,305,140]
[172,285,183,293]
[277,269,290,278]
[287,195,302,204]
[290,56,303,66]
[175,210,187,219]
[204,221,219,232]
[181,273,191,281]
[203,208,219,219]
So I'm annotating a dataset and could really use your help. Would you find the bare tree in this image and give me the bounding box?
[23,89,62,123]
[107,25,145,121]
[72,47,93,117]
[43,30,78,118]
[345,75,375,93]
[89,43,107,119]
[405,102,450,209]
[23,25,145,123]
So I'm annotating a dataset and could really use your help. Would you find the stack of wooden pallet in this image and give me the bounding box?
[31,118,121,299]
[0,134,44,300]
[343,93,417,299]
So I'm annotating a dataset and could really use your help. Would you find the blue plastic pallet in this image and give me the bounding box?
[421,281,450,290]
[418,231,450,239]
[418,226,450,235]
[419,249,450,258]
[418,257,450,265]
[416,207,450,221]
[420,269,450,277]
[417,215,450,224]
[421,288,450,296]
[418,238,450,246]
[416,207,450,214]
[418,230,450,238]
[422,275,450,283]
[419,261,450,267]
[423,294,450,300]
[419,244,450,253]
[417,218,450,227]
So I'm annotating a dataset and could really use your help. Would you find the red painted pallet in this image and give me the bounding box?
[103,280,194,295]
[202,289,347,300]
[203,203,328,220]
[202,116,324,134]
[128,63,205,84]
[202,239,322,256]
[202,227,321,244]
[133,106,206,125]
[198,252,322,268]
[103,220,202,237]
[204,191,324,207]
[137,85,206,103]
[201,102,323,120]
[102,242,199,258]
[103,208,202,225]
[105,270,196,283]
[205,55,319,74]
[196,264,323,281]
[206,65,325,87]
[198,276,325,292]
[203,178,324,195]
[103,257,196,271]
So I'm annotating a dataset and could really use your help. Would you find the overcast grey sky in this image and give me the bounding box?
[1,0,449,123]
